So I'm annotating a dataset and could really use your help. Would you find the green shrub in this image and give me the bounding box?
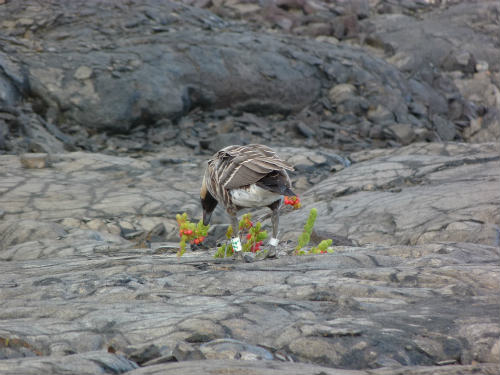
[214,213,268,258]
[176,213,209,257]
[295,208,317,254]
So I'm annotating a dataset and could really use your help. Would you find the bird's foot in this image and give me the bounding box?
[255,246,277,260]
[268,237,279,247]
[232,237,280,262]
[263,237,279,258]
[233,250,244,261]
[233,250,256,262]
[255,247,276,260]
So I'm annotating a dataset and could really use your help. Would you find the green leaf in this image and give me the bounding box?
[295,208,318,254]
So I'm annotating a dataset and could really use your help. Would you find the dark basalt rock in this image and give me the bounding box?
[2,0,495,153]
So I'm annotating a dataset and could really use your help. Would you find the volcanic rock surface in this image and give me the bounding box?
[0,0,499,374]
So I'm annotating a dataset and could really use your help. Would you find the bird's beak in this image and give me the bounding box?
[200,175,217,226]
[202,210,212,226]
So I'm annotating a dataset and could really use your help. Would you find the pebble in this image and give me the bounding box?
[200,338,273,360]
[367,105,394,123]
[74,66,93,80]
[328,83,356,104]
[432,114,456,141]
[18,17,34,26]
[173,341,205,361]
[476,60,489,72]
[456,51,472,66]
[86,218,108,232]
[20,153,50,169]
[387,123,415,145]
[60,217,82,228]
[296,122,316,138]
[307,153,327,164]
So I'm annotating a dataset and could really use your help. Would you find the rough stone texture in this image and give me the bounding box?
[0,238,498,373]
[358,0,500,144]
[0,1,499,374]
[126,360,500,375]
[19,153,50,169]
[2,0,319,131]
[279,142,500,247]
[2,0,496,155]
[0,352,138,374]
[361,2,500,74]
[0,143,499,374]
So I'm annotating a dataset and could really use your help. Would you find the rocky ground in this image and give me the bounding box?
[0,0,499,374]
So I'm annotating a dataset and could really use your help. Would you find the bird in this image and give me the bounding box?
[200,144,296,249]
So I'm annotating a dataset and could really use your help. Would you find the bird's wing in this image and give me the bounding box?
[215,145,294,190]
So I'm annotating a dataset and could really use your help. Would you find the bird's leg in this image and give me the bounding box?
[231,215,240,239]
[229,214,243,257]
[271,208,279,239]
[269,200,281,248]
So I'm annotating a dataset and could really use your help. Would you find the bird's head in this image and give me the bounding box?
[200,175,218,226]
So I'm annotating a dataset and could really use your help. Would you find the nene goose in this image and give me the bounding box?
[200,144,295,250]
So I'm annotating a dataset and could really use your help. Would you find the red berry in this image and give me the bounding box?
[246,233,252,240]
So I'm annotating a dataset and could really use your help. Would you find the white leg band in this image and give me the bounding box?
[269,237,279,247]
[231,237,242,252]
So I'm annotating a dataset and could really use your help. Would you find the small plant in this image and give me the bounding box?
[214,225,234,258]
[243,221,268,253]
[308,239,334,254]
[295,207,317,254]
[284,195,301,209]
[294,208,335,255]
[176,213,209,257]
[214,213,268,258]
[239,213,253,232]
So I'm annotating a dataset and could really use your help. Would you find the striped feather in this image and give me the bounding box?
[203,144,294,212]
